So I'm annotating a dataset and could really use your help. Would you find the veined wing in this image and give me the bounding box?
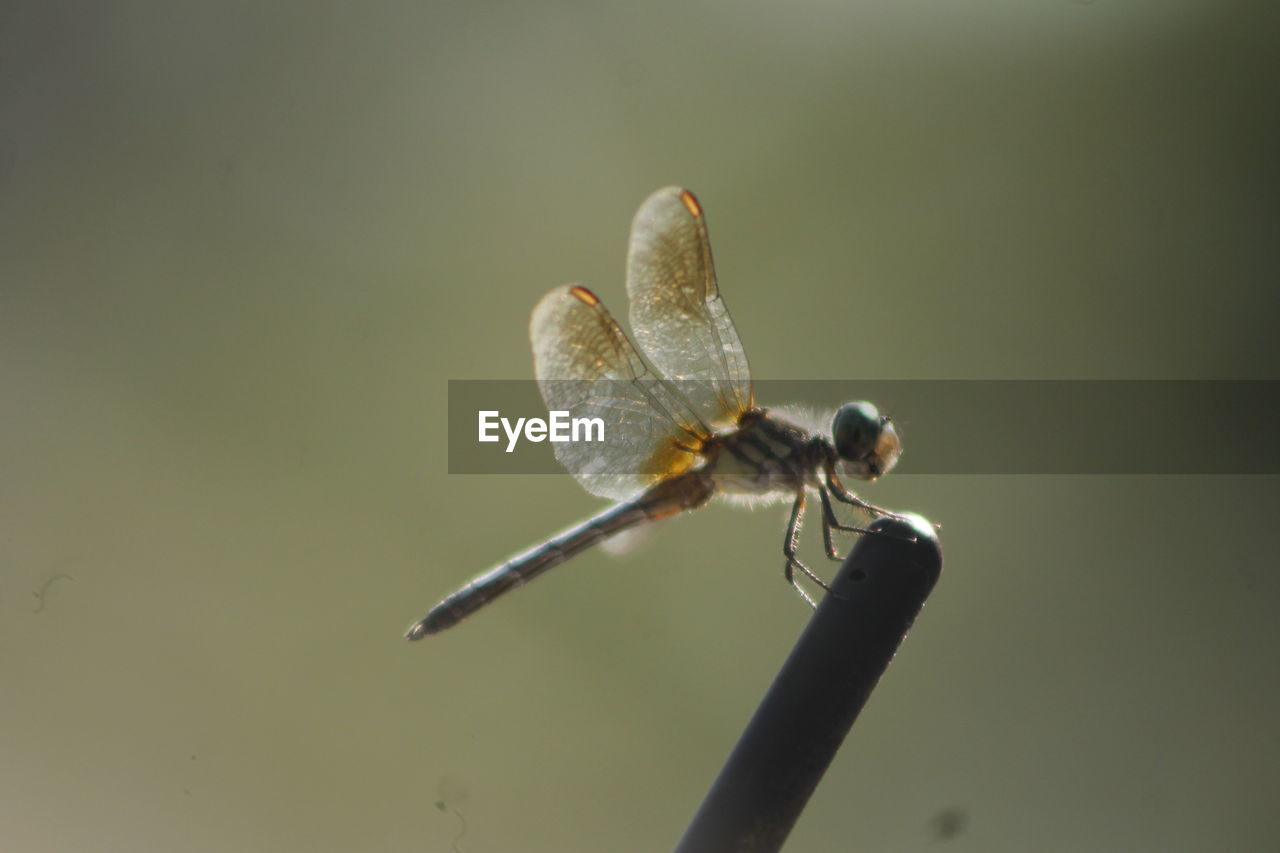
[626,187,754,429]
[531,285,710,502]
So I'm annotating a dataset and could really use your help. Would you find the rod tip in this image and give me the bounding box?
[872,512,938,543]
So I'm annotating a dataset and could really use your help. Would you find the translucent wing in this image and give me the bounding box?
[626,187,754,429]
[531,285,710,501]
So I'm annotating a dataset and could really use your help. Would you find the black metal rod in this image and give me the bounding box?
[672,514,943,853]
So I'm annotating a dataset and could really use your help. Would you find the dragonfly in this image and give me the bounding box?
[406,187,903,639]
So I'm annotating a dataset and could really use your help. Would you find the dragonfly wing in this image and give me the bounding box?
[626,187,754,429]
[531,285,709,501]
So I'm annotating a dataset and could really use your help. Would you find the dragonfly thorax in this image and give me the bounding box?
[703,409,830,498]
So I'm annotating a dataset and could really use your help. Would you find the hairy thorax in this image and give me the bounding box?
[703,409,826,500]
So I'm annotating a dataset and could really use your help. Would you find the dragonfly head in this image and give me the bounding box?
[832,401,901,480]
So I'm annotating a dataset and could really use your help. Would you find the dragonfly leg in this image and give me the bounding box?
[825,468,905,520]
[783,491,830,608]
[818,486,874,561]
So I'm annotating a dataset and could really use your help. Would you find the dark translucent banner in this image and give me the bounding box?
[447,380,1279,475]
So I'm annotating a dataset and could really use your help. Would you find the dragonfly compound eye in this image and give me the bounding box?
[832,402,884,463]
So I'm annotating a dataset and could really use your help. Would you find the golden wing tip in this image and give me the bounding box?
[678,189,702,217]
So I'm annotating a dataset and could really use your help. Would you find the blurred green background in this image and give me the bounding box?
[3,2,1277,851]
